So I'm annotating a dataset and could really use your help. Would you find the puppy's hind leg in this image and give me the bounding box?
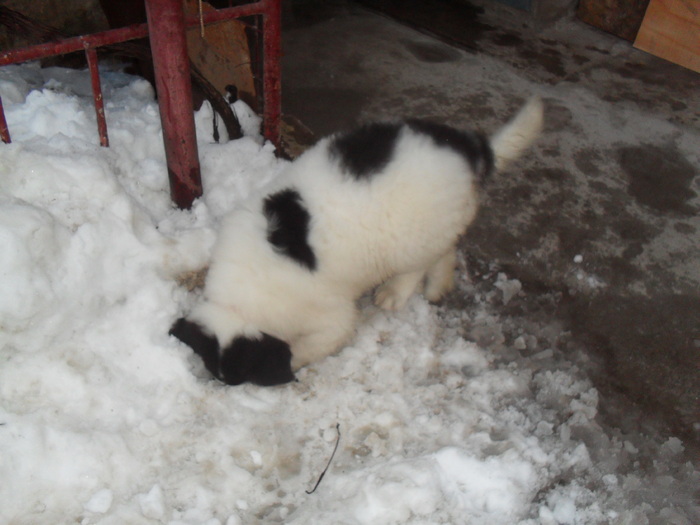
[424,248,457,302]
[374,269,426,311]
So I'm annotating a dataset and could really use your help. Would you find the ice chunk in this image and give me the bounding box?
[494,272,522,305]
[84,489,113,514]
[139,484,165,520]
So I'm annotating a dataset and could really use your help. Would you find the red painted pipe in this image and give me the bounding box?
[262,0,282,148]
[145,0,202,210]
[85,47,109,147]
[0,24,150,66]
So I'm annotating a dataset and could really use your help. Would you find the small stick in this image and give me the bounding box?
[306,423,341,494]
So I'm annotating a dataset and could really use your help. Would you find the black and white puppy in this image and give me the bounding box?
[170,98,544,386]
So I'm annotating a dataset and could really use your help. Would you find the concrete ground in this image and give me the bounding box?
[279,0,699,446]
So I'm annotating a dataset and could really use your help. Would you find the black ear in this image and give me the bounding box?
[220,333,296,386]
[169,318,221,380]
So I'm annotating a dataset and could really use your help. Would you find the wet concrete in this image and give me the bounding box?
[619,144,697,214]
[281,0,699,445]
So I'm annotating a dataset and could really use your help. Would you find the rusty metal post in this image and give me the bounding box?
[0,96,10,144]
[85,47,109,147]
[262,0,282,148]
[144,0,202,209]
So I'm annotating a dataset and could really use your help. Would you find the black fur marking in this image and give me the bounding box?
[263,189,317,271]
[170,318,295,386]
[328,122,401,179]
[169,318,222,379]
[406,119,494,182]
[220,334,295,386]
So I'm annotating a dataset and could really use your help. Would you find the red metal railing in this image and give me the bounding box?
[146,0,203,208]
[0,0,281,209]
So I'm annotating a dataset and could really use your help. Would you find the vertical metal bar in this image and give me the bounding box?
[144,0,202,210]
[85,47,109,147]
[0,96,10,144]
[262,0,282,149]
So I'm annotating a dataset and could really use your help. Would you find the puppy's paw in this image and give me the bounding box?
[424,273,454,302]
[374,282,411,311]
[424,250,456,303]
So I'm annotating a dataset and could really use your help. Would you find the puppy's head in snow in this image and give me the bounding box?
[169,318,295,386]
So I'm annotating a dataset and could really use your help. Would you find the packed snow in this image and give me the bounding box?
[0,62,697,524]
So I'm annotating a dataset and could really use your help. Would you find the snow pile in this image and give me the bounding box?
[0,63,697,524]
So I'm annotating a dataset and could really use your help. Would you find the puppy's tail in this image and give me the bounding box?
[490,96,544,172]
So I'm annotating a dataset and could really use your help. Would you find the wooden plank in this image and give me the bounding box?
[184,0,257,111]
[576,0,650,42]
[634,0,700,73]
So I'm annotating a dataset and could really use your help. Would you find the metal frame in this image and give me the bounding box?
[0,0,282,209]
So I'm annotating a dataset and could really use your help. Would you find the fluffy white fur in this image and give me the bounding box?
[189,98,543,370]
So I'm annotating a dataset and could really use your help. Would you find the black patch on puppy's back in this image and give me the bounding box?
[328,122,402,179]
[263,189,317,271]
[406,119,494,182]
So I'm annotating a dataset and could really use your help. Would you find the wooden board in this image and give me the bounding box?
[183,0,257,110]
[634,0,700,73]
[576,0,650,42]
